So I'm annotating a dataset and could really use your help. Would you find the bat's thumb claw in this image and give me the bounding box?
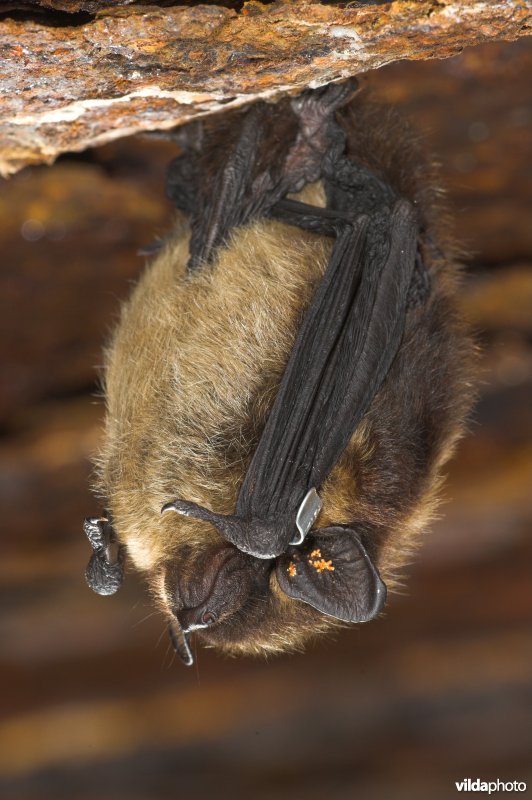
[162,499,197,516]
[161,499,221,525]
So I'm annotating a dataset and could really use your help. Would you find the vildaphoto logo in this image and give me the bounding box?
[456,779,527,794]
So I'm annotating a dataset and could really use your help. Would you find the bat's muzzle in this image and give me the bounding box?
[165,544,267,633]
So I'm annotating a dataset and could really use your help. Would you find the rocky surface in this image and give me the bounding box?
[1,0,530,175]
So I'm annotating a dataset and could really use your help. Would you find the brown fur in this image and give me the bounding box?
[94,97,475,656]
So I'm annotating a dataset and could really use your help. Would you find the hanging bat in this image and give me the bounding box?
[83,79,474,666]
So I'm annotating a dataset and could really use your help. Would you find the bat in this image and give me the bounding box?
[83,79,474,666]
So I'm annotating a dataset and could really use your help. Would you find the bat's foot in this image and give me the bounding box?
[83,516,124,596]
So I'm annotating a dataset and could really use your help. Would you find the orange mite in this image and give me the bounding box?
[308,548,335,573]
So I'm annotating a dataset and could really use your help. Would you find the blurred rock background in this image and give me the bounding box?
[0,37,531,800]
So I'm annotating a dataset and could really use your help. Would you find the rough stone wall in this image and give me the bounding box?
[0,0,530,175]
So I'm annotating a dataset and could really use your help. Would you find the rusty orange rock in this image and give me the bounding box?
[0,1,530,175]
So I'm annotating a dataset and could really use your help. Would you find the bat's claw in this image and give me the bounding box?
[168,620,194,666]
[161,499,214,521]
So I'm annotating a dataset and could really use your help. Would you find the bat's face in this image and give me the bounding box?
[155,536,336,656]
[86,89,475,664]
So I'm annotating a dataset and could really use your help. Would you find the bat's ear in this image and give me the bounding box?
[83,516,125,596]
[276,527,386,623]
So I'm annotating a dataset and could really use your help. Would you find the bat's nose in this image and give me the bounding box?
[178,605,218,633]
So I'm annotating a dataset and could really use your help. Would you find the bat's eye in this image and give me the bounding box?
[178,607,218,632]
[201,611,217,626]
